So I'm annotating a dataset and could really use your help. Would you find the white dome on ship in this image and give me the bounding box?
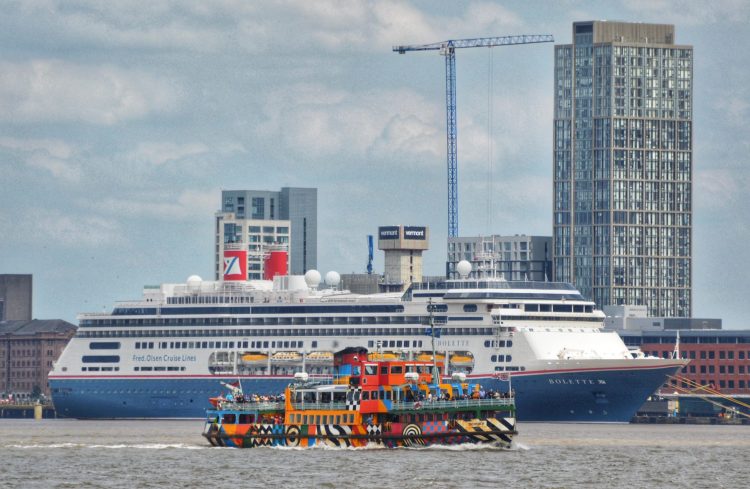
[304,269,322,288]
[186,275,202,294]
[324,271,341,287]
[456,260,472,278]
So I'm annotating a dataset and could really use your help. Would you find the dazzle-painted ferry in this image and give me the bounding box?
[203,347,516,448]
[49,267,685,422]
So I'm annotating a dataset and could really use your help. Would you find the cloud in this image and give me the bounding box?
[0,137,81,182]
[256,84,442,162]
[0,208,122,247]
[0,60,181,125]
[9,0,532,56]
[90,188,220,221]
[624,0,750,26]
[129,141,211,166]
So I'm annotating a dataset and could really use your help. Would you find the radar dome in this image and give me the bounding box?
[186,275,202,294]
[304,269,322,288]
[456,260,472,278]
[324,271,341,287]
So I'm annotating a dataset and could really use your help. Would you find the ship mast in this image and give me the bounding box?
[428,298,440,387]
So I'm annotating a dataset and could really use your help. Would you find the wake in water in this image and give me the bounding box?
[8,442,209,450]
[267,441,523,452]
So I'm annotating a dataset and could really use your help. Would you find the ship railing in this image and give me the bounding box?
[213,400,286,412]
[286,398,514,412]
[395,398,514,410]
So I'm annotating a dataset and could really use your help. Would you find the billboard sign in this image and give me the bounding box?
[403,226,426,240]
[378,226,400,240]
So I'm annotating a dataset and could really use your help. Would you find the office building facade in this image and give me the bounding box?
[447,235,552,281]
[553,21,693,317]
[216,188,317,278]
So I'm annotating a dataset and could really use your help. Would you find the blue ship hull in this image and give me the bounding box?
[50,364,681,422]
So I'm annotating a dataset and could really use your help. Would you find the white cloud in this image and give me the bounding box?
[0,60,181,125]
[257,84,442,162]
[129,142,211,166]
[0,208,122,247]
[91,188,219,221]
[624,0,750,26]
[0,137,81,182]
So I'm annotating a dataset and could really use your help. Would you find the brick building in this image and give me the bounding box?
[0,319,76,398]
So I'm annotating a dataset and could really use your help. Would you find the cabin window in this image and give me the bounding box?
[334,392,347,402]
[365,365,377,375]
[322,415,327,424]
[390,366,403,374]
[335,415,341,424]
[302,415,308,424]
[222,413,236,424]
[239,414,254,423]
[380,366,388,375]
[362,391,370,400]
[321,392,331,403]
[384,391,392,400]
[315,415,321,424]
[372,391,379,400]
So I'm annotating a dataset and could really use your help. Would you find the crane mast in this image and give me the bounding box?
[393,34,554,237]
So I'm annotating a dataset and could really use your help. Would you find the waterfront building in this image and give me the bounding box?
[0,274,32,321]
[553,21,693,317]
[0,319,76,398]
[446,235,551,281]
[216,188,317,278]
[617,329,750,398]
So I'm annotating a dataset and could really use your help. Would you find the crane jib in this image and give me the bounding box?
[391,34,554,238]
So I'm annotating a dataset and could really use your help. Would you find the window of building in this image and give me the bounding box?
[251,198,264,219]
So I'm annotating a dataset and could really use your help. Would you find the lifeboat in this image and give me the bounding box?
[306,351,334,364]
[449,353,474,366]
[241,353,268,364]
[367,352,398,361]
[416,353,445,363]
[271,351,303,362]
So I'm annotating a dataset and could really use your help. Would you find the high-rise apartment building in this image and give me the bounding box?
[553,21,692,317]
[216,188,317,278]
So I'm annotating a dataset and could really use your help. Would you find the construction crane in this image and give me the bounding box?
[393,35,554,237]
[366,235,374,274]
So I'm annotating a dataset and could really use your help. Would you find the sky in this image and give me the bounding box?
[1,0,749,328]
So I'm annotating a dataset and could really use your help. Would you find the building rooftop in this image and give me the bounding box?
[0,319,77,336]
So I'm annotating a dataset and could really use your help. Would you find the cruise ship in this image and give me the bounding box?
[49,268,685,422]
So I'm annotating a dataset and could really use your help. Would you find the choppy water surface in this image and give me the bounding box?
[2,420,748,488]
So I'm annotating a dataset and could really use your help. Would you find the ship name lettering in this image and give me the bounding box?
[548,378,600,385]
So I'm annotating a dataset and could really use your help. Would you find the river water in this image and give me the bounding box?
[2,420,747,488]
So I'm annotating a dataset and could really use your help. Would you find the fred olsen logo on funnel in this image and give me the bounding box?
[223,250,247,280]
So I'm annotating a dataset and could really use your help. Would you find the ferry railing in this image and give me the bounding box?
[212,396,515,414]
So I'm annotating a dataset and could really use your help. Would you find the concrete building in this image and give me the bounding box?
[216,188,317,278]
[378,225,429,292]
[553,21,693,317]
[446,235,552,281]
[604,305,721,331]
[0,275,32,321]
[0,319,76,398]
[339,273,381,295]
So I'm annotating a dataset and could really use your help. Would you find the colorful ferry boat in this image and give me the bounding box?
[203,347,516,448]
